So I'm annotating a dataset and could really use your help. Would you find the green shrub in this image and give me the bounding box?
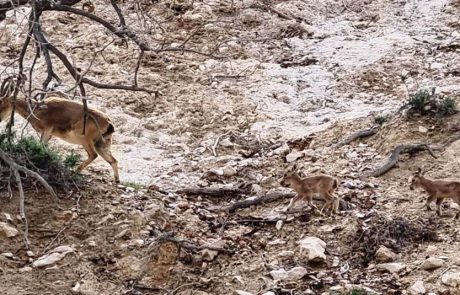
[0,133,81,189]
[408,89,432,115]
[374,115,388,125]
[406,88,457,117]
[64,151,81,168]
[438,96,457,116]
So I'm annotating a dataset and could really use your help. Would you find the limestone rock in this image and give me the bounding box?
[270,266,308,281]
[202,249,219,262]
[32,245,74,268]
[0,222,18,238]
[375,246,396,263]
[442,272,460,287]
[421,257,444,271]
[408,280,426,294]
[286,150,304,162]
[376,262,405,274]
[298,236,326,263]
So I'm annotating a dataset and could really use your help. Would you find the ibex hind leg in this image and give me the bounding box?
[95,134,119,183]
[78,141,98,171]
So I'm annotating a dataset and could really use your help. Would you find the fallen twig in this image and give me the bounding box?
[176,186,250,198]
[335,127,379,147]
[366,144,438,177]
[149,232,234,254]
[224,192,294,213]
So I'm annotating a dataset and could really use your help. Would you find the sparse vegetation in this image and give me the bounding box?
[344,289,370,295]
[0,133,81,189]
[374,115,388,125]
[348,214,439,266]
[407,88,457,117]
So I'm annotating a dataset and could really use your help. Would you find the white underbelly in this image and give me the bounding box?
[54,131,85,145]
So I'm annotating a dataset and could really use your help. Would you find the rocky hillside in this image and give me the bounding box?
[1,0,460,294]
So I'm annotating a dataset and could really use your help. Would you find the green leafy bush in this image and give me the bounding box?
[407,88,457,117]
[0,133,81,189]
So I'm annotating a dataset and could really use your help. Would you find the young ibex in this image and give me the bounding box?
[409,168,460,219]
[280,164,340,215]
[0,96,119,183]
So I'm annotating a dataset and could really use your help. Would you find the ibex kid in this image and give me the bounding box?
[410,167,460,219]
[280,164,340,215]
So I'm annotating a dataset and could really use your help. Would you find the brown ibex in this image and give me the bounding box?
[409,168,460,219]
[280,164,340,215]
[0,96,119,183]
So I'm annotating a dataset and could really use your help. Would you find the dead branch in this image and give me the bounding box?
[365,144,438,177]
[443,132,460,147]
[149,231,234,254]
[335,127,379,147]
[225,192,295,213]
[176,186,250,198]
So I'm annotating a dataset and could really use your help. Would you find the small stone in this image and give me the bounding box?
[3,213,13,222]
[376,262,405,274]
[251,184,262,193]
[223,166,237,177]
[375,246,396,263]
[26,251,34,257]
[128,239,145,247]
[430,62,445,70]
[330,286,343,292]
[19,266,32,272]
[177,200,191,210]
[235,291,255,295]
[298,236,326,263]
[270,266,308,281]
[71,282,81,293]
[286,150,304,162]
[408,280,426,295]
[1,253,14,258]
[115,229,131,240]
[202,249,219,262]
[262,292,276,295]
[418,126,428,133]
[33,252,70,268]
[452,257,460,266]
[273,143,290,156]
[421,257,444,271]
[442,272,460,287]
[275,220,283,230]
[0,222,19,238]
[88,241,97,247]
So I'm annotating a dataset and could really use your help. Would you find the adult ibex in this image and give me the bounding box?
[0,96,119,182]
